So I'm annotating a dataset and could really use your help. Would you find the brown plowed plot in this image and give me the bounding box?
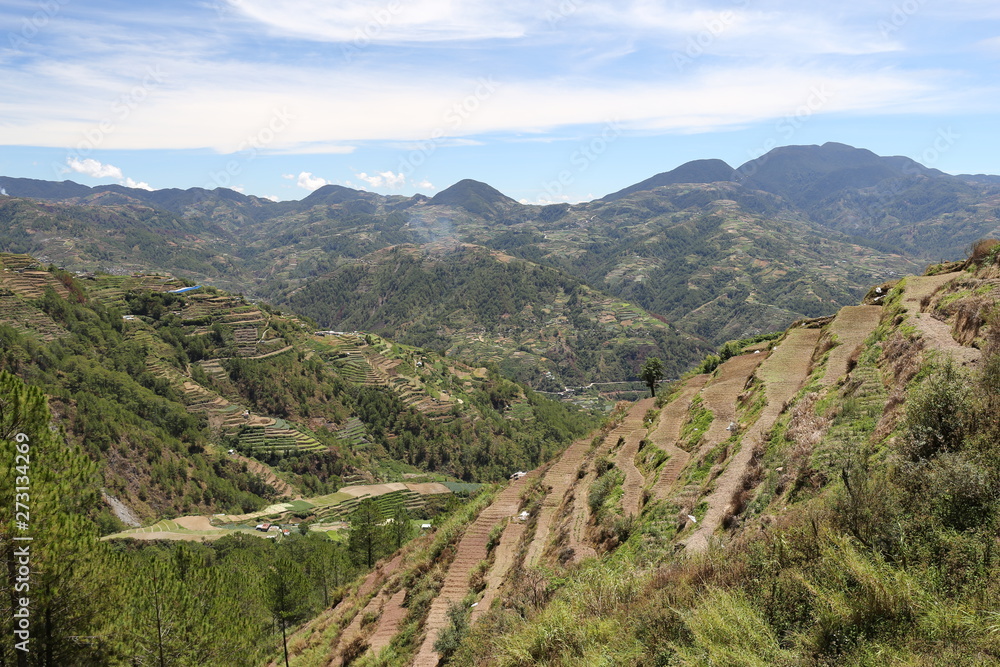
[697,354,764,456]
[901,273,981,366]
[565,475,597,562]
[367,589,407,657]
[411,477,529,667]
[912,313,982,366]
[902,273,961,312]
[686,327,822,553]
[470,520,526,624]
[523,437,594,568]
[329,590,385,666]
[618,398,655,516]
[821,305,883,385]
[617,397,656,516]
[648,375,709,501]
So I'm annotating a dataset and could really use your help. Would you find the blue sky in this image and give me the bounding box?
[1,0,998,203]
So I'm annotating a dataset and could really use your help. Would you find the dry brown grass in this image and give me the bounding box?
[968,238,1000,264]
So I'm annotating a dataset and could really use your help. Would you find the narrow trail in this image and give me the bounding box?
[411,476,530,667]
[901,273,981,366]
[470,520,526,624]
[686,327,822,553]
[821,305,883,385]
[697,353,765,458]
[647,375,709,501]
[618,397,656,517]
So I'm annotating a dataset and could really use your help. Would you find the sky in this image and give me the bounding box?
[0,0,998,204]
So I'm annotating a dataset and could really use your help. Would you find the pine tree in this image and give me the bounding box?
[0,370,109,666]
[266,555,311,667]
[348,499,385,568]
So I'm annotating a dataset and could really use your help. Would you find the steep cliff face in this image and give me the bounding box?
[278,248,1000,666]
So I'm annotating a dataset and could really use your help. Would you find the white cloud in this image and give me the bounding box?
[355,171,406,189]
[67,157,123,180]
[123,177,153,191]
[416,180,435,190]
[0,63,956,153]
[263,194,279,202]
[296,171,329,191]
[227,0,533,43]
[66,158,153,190]
[0,188,7,196]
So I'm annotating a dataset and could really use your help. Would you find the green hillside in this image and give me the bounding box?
[284,243,706,388]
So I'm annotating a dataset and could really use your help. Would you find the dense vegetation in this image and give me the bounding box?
[0,368,479,665]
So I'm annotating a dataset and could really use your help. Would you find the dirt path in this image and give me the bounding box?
[697,354,765,458]
[617,398,655,517]
[686,327,822,553]
[900,273,982,366]
[648,375,709,501]
[470,520,526,625]
[411,477,529,667]
[821,305,883,385]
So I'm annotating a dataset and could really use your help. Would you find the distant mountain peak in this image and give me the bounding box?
[301,184,369,205]
[428,179,517,218]
[602,158,736,200]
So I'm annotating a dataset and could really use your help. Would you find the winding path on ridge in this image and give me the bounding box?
[647,375,709,501]
[686,327,822,553]
[901,272,981,367]
[411,476,530,667]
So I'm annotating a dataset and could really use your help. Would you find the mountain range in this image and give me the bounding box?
[2,142,998,387]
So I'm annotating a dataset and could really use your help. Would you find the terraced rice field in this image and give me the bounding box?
[697,353,765,457]
[0,293,68,340]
